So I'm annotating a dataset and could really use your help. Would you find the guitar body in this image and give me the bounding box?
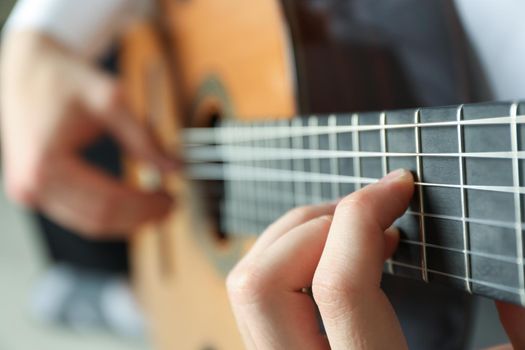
[122,1,296,349]
[122,1,477,348]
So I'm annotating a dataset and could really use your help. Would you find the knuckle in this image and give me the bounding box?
[312,272,359,320]
[226,263,269,305]
[312,273,349,303]
[312,267,367,320]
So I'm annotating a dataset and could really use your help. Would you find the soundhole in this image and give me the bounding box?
[197,112,228,244]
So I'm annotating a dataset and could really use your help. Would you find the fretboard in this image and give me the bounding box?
[184,100,525,307]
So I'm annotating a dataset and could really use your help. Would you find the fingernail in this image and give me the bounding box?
[380,169,411,183]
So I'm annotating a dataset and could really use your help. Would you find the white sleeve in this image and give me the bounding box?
[3,0,153,60]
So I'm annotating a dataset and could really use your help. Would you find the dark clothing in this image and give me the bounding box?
[37,48,129,275]
[38,136,129,274]
[283,1,484,349]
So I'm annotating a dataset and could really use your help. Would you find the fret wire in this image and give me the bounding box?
[292,119,305,206]
[457,105,472,293]
[247,124,257,233]
[227,126,238,233]
[252,125,264,232]
[239,124,249,234]
[328,115,340,199]
[253,124,266,234]
[185,114,525,143]
[352,113,361,190]
[414,109,429,282]
[188,163,525,195]
[380,112,388,176]
[267,126,275,225]
[237,124,247,234]
[263,133,274,229]
[279,119,294,219]
[230,125,239,234]
[511,102,525,304]
[389,260,521,295]
[309,116,322,203]
[380,112,394,274]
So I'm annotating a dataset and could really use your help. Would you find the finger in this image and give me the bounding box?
[245,202,337,260]
[37,155,174,238]
[228,216,334,350]
[104,109,180,171]
[384,226,401,260]
[228,202,335,349]
[316,169,414,289]
[496,301,525,349]
[313,169,414,350]
[79,71,178,171]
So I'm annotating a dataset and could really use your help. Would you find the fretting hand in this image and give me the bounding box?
[227,169,525,349]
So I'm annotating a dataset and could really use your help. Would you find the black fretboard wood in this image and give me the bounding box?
[186,100,525,306]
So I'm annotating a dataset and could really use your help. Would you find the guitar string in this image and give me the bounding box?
[174,108,525,299]
[224,208,524,267]
[185,146,525,161]
[221,197,525,296]
[219,201,524,296]
[182,108,518,294]
[212,179,523,229]
[389,260,521,295]
[186,163,525,195]
[182,113,525,143]
[218,196,521,281]
[217,182,525,266]
[220,204,525,264]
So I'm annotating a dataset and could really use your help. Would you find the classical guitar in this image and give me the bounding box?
[121,1,525,349]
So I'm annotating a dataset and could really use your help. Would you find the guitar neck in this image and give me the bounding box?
[184,100,525,306]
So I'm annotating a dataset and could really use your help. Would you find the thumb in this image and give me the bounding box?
[79,67,178,171]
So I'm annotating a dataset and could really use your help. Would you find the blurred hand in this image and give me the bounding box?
[1,31,175,238]
[227,169,525,349]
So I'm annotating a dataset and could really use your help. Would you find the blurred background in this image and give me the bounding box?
[0,1,517,349]
[0,1,151,349]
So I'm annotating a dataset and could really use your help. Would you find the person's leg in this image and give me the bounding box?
[29,47,145,337]
[30,135,145,337]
